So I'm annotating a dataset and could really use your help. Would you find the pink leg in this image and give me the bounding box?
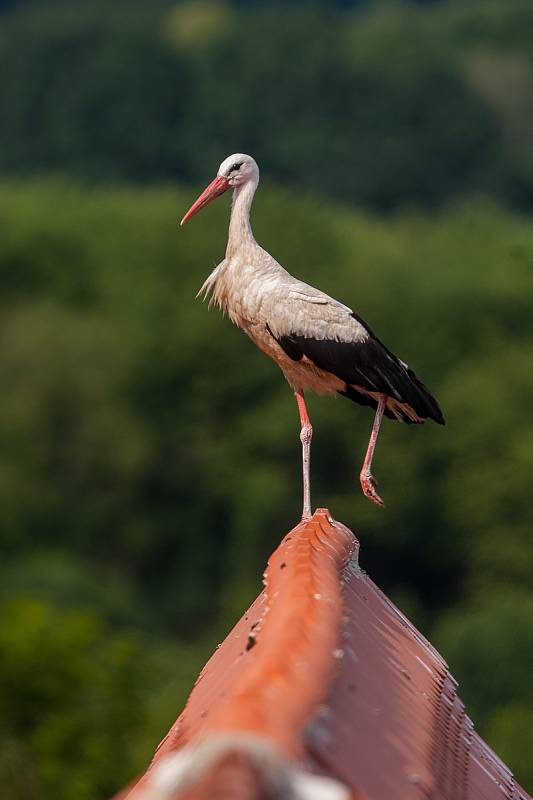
[360,394,387,508]
[295,390,313,519]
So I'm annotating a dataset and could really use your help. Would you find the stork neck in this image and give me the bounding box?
[227,179,257,257]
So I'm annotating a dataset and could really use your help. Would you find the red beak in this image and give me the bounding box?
[180,175,231,226]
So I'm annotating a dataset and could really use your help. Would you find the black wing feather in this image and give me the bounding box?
[268,315,444,425]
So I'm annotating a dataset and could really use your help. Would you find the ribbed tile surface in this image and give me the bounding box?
[120,510,530,800]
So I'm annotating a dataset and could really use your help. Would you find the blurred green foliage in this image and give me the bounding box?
[1,181,533,793]
[1,0,533,209]
[0,596,206,800]
[0,0,532,797]
[0,598,146,799]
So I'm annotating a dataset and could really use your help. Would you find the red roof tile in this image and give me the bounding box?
[119,509,530,800]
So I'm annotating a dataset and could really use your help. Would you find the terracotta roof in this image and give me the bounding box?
[118,509,530,800]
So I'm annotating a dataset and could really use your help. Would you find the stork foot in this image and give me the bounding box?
[360,472,385,508]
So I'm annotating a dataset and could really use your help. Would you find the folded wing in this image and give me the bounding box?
[267,289,444,425]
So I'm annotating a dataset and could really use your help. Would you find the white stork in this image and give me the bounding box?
[181,153,444,519]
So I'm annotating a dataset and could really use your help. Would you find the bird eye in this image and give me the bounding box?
[229,162,243,173]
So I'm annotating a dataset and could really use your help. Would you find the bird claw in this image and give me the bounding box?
[360,473,385,508]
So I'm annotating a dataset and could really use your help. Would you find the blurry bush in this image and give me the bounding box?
[0,597,146,800]
[0,593,205,800]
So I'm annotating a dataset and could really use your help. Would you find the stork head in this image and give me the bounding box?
[217,153,259,187]
[180,153,259,226]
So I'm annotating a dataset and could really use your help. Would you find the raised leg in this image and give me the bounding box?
[360,394,387,508]
[295,390,313,519]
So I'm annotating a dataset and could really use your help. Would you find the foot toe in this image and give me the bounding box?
[360,474,385,508]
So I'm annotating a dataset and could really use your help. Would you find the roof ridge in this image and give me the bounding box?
[117,510,531,800]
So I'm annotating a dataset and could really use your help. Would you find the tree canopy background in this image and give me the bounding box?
[1,1,533,797]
